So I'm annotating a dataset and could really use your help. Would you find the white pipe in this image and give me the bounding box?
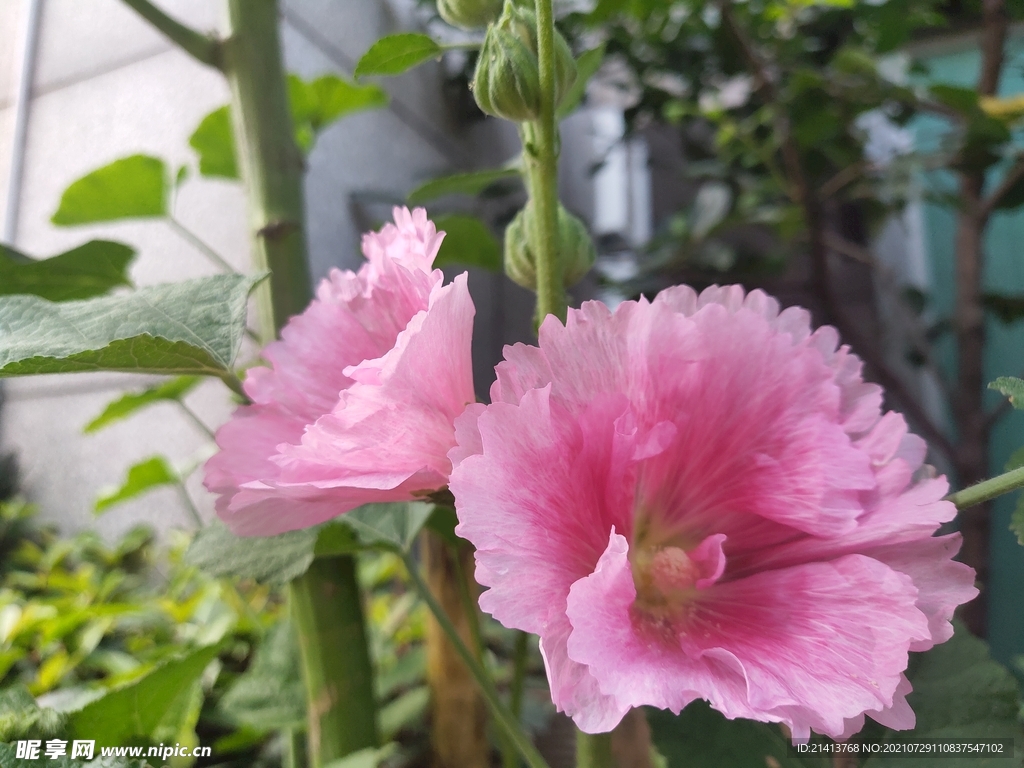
[3,0,43,245]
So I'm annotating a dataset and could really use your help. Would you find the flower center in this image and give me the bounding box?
[629,532,727,625]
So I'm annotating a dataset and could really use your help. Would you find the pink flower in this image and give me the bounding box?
[205,207,476,536]
[449,285,977,739]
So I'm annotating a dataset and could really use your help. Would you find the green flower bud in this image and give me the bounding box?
[504,203,595,290]
[473,19,542,121]
[557,205,596,287]
[471,2,578,122]
[504,206,536,290]
[438,0,502,30]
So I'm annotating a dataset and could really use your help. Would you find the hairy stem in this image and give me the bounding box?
[224,0,311,344]
[528,0,566,325]
[948,466,1024,510]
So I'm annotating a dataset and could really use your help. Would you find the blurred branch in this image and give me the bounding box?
[121,0,223,69]
[980,155,1024,218]
[818,162,865,200]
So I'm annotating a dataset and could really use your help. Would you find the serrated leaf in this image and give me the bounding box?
[220,620,305,730]
[0,273,261,380]
[433,214,502,271]
[342,502,434,552]
[556,44,607,119]
[0,241,135,301]
[84,376,201,433]
[67,645,219,746]
[989,377,1024,409]
[52,155,168,225]
[94,457,178,514]
[185,520,319,584]
[407,167,522,205]
[982,293,1024,323]
[647,701,826,768]
[355,33,441,78]
[289,74,388,152]
[189,106,238,179]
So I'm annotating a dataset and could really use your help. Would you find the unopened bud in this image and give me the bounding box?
[471,2,578,122]
[503,203,595,290]
[438,0,502,30]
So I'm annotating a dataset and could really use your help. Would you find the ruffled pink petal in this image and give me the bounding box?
[205,207,474,537]
[274,273,475,493]
[566,532,929,739]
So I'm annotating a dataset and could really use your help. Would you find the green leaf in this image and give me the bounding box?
[0,273,261,381]
[407,167,522,205]
[433,214,502,271]
[989,377,1024,409]
[556,44,607,119]
[189,106,238,179]
[289,74,389,152]
[647,701,826,768]
[0,241,135,301]
[354,33,441,78]
[94,457,178,514]
[84,376,201,433]
[0,684,66,742]
[51,155,168,225]
[982,293,1024,323]
[220,620,305,730]
[67,645,219,746]
[185,520,319,584]
[342,502,434,552]
[863,622,1021,767]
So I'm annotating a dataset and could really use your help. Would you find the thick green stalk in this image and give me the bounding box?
[401,551,553,768]
[291,557,380,766]
[223,3,377,766]
[948,465,1024,510]
[224,0,311,343]
[576,732,616,768]
[528,0,566,325]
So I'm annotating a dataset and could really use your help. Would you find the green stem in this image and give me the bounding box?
[452,542,485,661]
[290,558,380,766]
[284,729,307,768]
[528,0,566,326]
[173,479,203,528]
[576,732,615,768]
[224,0,312,344]
[501,631,530,768]
[120,0,222,68]
[401,551,552,768]
[948,465,1024,509]
[510,630,529,721]
[167,216,238,274]
[176,400,216,441]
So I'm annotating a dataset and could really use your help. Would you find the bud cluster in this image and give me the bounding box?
[471,1,577,122]
[504,202,595,290]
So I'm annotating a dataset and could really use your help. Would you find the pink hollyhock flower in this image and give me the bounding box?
[449,285,977,739]
[205,207,476,536]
